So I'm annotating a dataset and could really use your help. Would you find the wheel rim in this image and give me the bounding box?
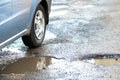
[34,10,45,40]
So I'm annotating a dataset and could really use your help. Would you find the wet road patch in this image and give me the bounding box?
[82,54,120,66]
[0,55,120,80]
[0,57,52,74]
[86,58,120,66]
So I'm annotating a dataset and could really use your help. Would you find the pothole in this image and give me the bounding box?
[82,54,120,66]
[0,56,58,74]
[86,58,120,66]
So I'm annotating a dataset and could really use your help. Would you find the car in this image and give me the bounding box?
[0,0,52,49]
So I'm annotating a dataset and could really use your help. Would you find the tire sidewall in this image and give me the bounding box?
[31,5,46,47]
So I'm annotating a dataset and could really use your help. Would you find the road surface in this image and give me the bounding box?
[0,0,120,80]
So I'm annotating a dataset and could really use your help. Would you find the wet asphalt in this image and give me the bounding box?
[0,0,120,80]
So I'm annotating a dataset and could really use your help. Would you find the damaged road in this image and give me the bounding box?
[0,56,120,80]
[0,0,120,80]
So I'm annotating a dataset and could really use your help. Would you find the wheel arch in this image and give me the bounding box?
[40,0,49,24]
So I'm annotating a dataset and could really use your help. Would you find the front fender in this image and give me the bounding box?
[26,0,42,35]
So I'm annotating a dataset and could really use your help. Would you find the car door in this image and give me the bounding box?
[0,0,13,44]
[0,0,32,46]
[11,0,32,32]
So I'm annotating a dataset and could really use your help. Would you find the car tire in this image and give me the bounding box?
[22,5,46,48]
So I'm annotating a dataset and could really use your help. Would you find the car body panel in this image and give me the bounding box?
[0,0,51,49]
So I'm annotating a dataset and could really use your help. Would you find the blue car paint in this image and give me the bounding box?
[0,0,51,49]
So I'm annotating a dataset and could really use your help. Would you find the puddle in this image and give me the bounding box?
[0,56,52,74]
[87,58,120,66]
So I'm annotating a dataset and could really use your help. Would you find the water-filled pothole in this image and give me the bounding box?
[82,54,120,66]
[86,58,120,66]
[0,56,53,74]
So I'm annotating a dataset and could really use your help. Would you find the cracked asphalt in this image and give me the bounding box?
[0,0,120,80]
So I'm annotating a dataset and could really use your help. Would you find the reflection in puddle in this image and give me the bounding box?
[87,59,120,66]
[0,57,52,74]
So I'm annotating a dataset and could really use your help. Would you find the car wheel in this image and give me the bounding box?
[22,5,46,48]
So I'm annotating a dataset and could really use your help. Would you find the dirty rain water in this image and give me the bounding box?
[1,57,120,74]
[86,58,120,66]
[0,56,52,74]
